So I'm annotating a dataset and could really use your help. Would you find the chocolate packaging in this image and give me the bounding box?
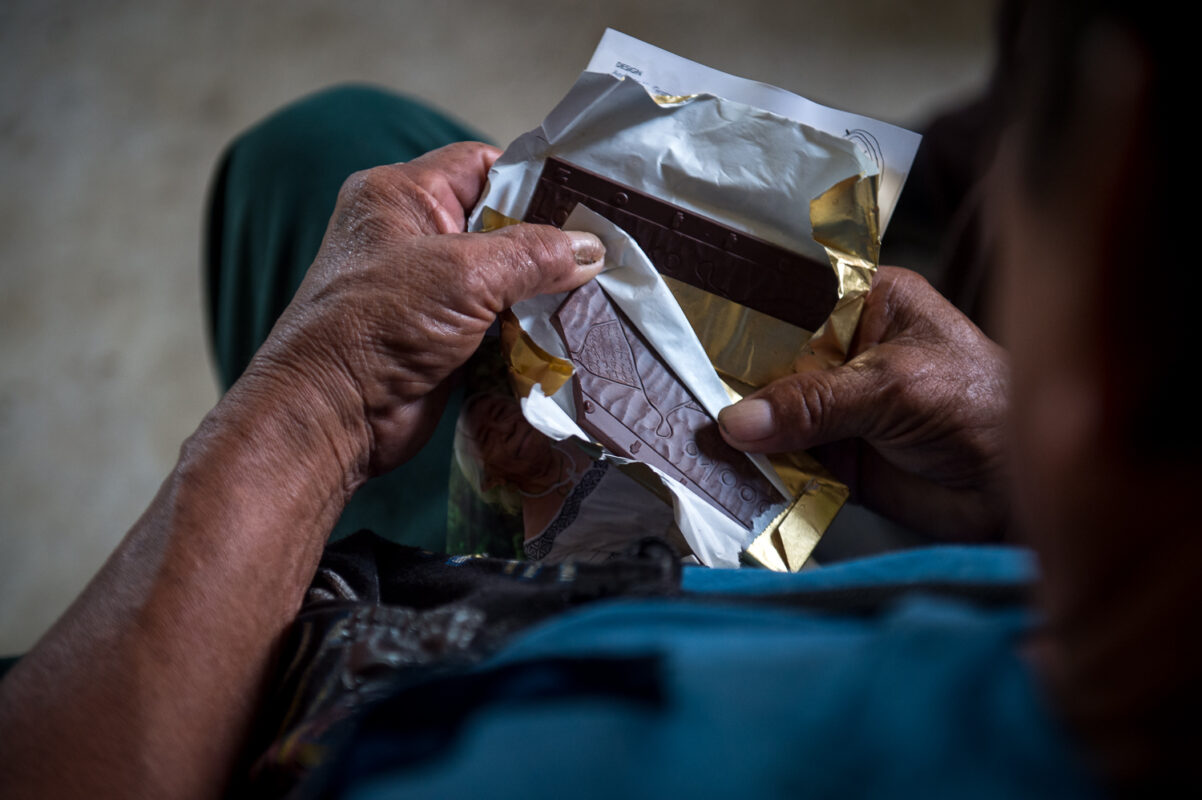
[460,30,919,569]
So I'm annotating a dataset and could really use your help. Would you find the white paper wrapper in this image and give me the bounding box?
[584,28,920,231]
[469,73,875,264]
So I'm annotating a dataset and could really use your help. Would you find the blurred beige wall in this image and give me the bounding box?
[0,0,995,653]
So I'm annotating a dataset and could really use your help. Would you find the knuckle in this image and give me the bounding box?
[441,140,489,161]
[877,266,930,299]
[334,169,395,229]
[798,373,839,431]
[869,267,932,329]
[522,224,570,267]
[457,258,494,306]
[766,373,834,440]
[892,267,932,292]
[395,174,450,233]
[500,224,566,282]
[338,167,393,204]
[337,169,373,205]
[334,166,444,239]
[426,237,499,312]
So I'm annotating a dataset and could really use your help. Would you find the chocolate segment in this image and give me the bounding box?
[526,157,836,332]
[552,280,782,529]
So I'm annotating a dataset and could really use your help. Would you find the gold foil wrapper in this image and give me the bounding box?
[479,206,522,233]
[812,173,881,268]
[650,93,700,107]
[746,452,849,571]
[663,174,880,389]
[797,173,881,371]
[498,310,574,400]
[740,174,880,568]
[665,278,814,388]
[483,208,579,400]
[716,379,849,569]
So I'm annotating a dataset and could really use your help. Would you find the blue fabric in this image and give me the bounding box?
[683,544,1036,594]
[334,547,1099,799]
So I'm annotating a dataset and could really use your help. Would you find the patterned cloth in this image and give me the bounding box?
[241,531,682,796]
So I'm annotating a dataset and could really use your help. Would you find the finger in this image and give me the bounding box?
[850,267,951,355]
[426,223,606,314]
[854,447,1003,542]
[808,438,991,541]
[392,142,501,232]
[847,267,918,354]
[718,358,887,453]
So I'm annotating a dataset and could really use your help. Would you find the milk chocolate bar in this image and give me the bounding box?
[526,157,837,332]
[552,280,782,529]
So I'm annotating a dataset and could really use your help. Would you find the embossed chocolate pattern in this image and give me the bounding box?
[526,157,836,332]
[552,280,781,529]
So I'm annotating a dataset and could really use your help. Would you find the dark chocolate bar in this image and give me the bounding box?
[526,157,837,332]
[552,280,782,529]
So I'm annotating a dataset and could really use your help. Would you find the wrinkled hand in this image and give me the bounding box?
[0,142,609,800]
[246,142,604,483]
[719,266,1010,541]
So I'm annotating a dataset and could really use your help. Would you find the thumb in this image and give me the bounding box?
[435,223,605,312]
[719,360,885,453]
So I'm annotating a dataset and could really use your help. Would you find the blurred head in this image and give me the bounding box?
[989,0,1197,789]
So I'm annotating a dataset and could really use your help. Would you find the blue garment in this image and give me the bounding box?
[317,546,1099,798]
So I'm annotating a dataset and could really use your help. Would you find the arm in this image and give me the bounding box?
[0,142,604,798]
[720,266,1010,541]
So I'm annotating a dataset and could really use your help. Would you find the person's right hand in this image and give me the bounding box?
[719,266,1010,541]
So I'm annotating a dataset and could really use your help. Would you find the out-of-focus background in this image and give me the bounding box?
[0,0,995,654]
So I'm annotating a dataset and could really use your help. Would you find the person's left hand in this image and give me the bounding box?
[719,267,1010,541]
[243,142,605,483]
